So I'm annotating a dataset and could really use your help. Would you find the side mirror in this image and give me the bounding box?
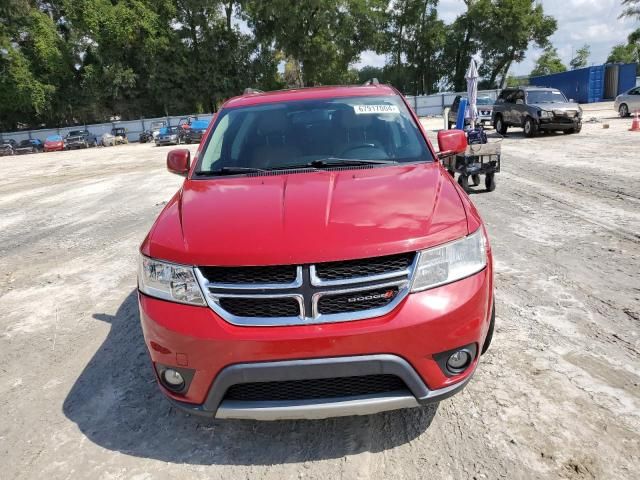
[437,130,467,159]
[167,149,191,176]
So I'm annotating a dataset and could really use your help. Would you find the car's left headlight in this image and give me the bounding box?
[410,229,487,292]
[540,110,553,118]
[138,255,206,305]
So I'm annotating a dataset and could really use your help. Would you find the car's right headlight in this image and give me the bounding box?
[138,255,206,305]
[539,110,553,118]
[410,229,487,292]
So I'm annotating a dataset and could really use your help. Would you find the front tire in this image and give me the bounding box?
[523,117,538,137]
[495,115,507,135]
[619,104,629,118]
[471,174,481,186]
[565,123,582,134]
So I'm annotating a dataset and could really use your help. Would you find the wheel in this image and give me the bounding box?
[619,103,629,118]
[485,172,496,192]
[92,140,98,147]
[481,300,495,355]
[564,123,582,134]
[471,174,481,186]
[523,117,538,137]
[458,174,469,192]
[494,115,507,135]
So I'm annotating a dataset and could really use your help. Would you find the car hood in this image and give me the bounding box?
[143,163,470,266]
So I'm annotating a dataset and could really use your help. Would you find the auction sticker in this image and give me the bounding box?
[353,104,400,115]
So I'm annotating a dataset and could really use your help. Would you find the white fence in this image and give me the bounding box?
[0,113,215,144]
[406,89,501,117]
[0,89,505,142]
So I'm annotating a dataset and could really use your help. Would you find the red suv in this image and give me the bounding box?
[138,84,494,420]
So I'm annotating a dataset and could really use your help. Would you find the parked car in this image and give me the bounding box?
[150,120,166,140]
[44,135,65,152]
[64,129,98,149]
[112,127,129,144]
[178,115,197,131]
[614,86,640,117]
[155,126,181,146]
[15,139,44,154]
[0,139,18,156]
[179,119,209,144]
[448,95,495,129]
[138,84,495,420]
[139,130,154,143]
[492,86,582,137]
[101,132,116,147]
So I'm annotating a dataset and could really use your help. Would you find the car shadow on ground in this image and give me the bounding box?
[63,290,439,466]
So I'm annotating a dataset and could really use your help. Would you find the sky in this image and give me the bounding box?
[355,0,639,76]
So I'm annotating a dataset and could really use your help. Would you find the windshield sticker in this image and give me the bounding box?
[353,104,400,115]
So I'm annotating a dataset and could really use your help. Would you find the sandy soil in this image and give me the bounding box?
[1,103,638,479]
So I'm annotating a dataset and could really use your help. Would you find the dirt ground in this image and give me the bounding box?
[1,102,638,479]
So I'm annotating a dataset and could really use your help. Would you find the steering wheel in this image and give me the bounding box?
[338,143,377,156]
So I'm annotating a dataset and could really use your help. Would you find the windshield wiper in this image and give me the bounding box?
[195,166,267,176]
[273,158,397,170]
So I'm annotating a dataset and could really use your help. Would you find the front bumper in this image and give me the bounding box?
[139,268,493,419]
[539,118,581,130]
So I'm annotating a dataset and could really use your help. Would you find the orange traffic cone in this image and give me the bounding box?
[630,111,640,132]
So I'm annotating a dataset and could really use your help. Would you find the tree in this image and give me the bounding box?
[607,43,638,64]
[384,0,447,95]
[569,44,590,70]
[475,0,557,88]
[620,0,640,19]
[531,45,566,76]
[241,0,387,86]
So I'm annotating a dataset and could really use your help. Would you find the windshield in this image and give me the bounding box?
[196,95,432,174]
[46,135,62,141]
[477,97,494,105]
[160,127,177,135]
[19,140,32,146]
[68,130,84,136]
[527,90,568,104]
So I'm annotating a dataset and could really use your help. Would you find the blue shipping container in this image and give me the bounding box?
[531,65,604,103]
[618,63,637,94]
[531,63,637,103]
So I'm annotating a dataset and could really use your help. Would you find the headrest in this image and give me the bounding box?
[334,109,373,129]
[257,110,288,135]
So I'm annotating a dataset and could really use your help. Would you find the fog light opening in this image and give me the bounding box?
[446,349,472,373]
[161,368,185,391]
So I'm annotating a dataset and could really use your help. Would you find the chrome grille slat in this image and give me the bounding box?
[195,253,417,326]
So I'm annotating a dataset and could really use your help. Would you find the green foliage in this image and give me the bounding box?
[242,0,386,86]
[569,44,590,70]
[607,43,638,64]
[620,0,640,20]
[531,45,566,77]
[0,0,562,129]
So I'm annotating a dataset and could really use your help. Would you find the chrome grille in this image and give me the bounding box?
[195,252,417,326]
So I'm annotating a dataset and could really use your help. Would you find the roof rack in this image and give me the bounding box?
[243,88,264,95]
[362,78,380,86]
